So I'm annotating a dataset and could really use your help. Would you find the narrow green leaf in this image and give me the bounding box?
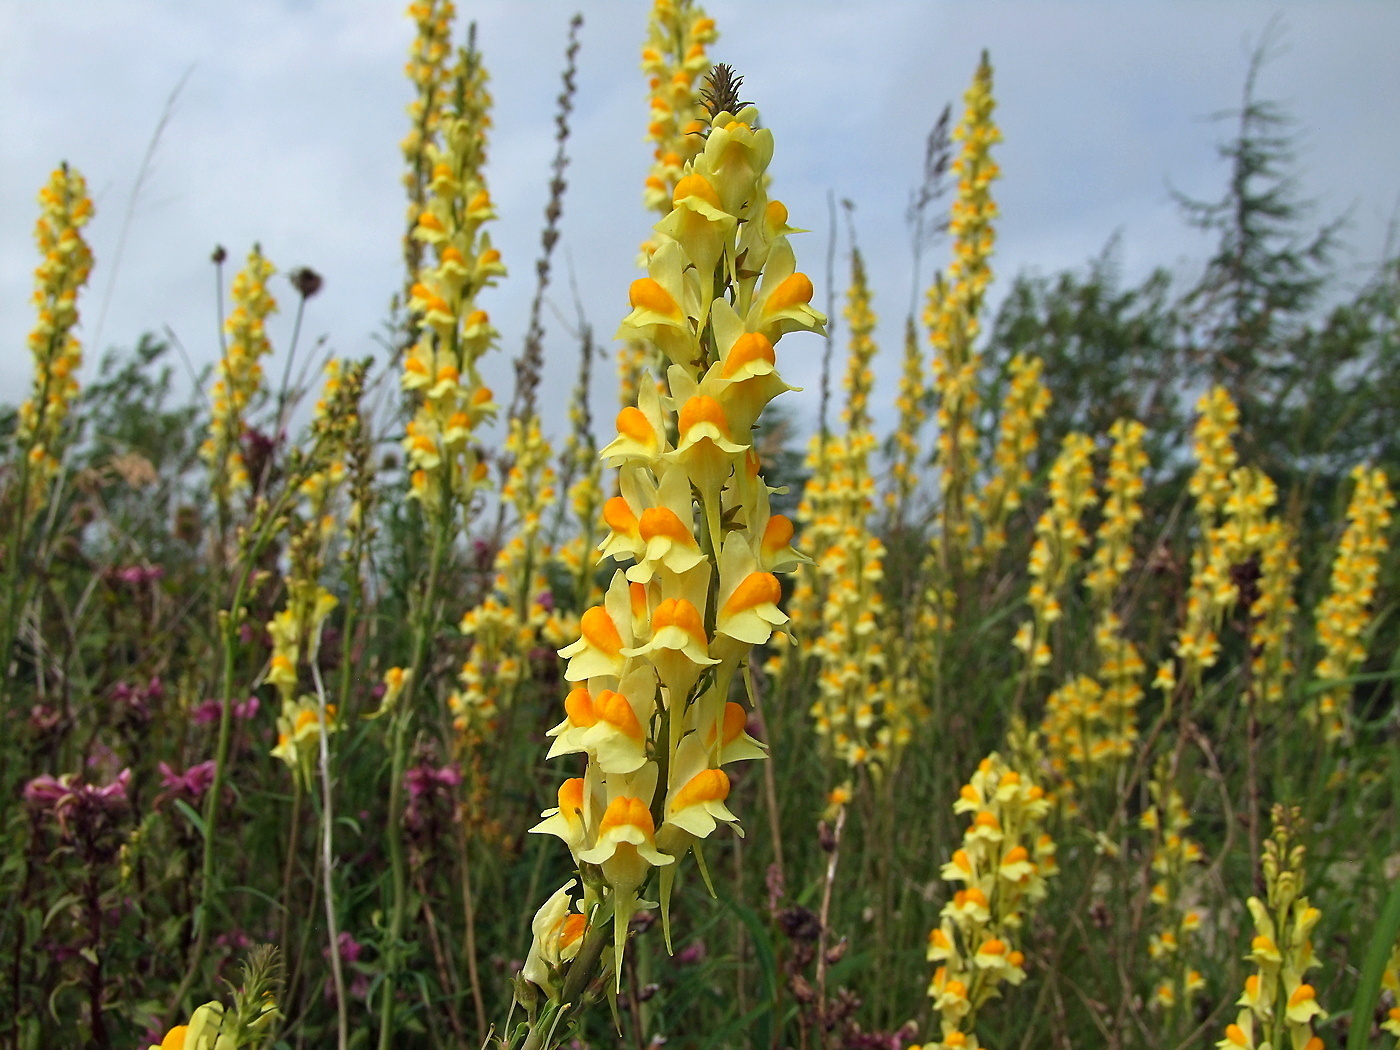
[1347,876,1400,1050]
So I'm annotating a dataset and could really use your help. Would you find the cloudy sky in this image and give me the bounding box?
[3,2,1398,444]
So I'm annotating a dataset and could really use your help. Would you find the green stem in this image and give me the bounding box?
[164,480,303,1026]
[378,506,451,1050]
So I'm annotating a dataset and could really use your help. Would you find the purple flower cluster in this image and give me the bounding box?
[24,769,130,842]
[190,695,260,726]
[324,931,370,1001]
[111,676,164,723]
[112,564,164,588]
[156,760,218,807]
[403,761,461,837]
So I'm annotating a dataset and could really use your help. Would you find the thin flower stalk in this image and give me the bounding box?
[1168,465,1275,692]
[1216,806,1326,1050]
[1141,769,1206,1026]
[620,0,719,407]
[1310,465,1394,742]
[384,22,503,1047]
[515,77,822,1046]
[1189,386,1239,526]
[449,415,557,741]
[1085,418,1149,606]
[400,0,456,287]
[922,752,1057,1050]
[15,163,94,520]
[1043,418,1149,805]
[810,248,898,775]
[201,246,277,518]
[2,164,94,729]
[886,316,926,527]
[266,360,367,785]
[928,52,1000,571]
[971,352,1051,569]
[1248,519,1299,706]
[1013,433,1096,677]
[402,37,503,518]
[1153,390,1242,695]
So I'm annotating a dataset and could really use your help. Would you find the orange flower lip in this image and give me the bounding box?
[603,496,638,533]
[629,277,682,319]
[558,913,586,948]
[564,687,597,728]
[764,272,814,314]
[673,768,729,810]
[598,795,655,836]
[639,506,694,545]
[594,690,643,740]
[558,777,585,817]
[762,514,794,552]
[615,406,656,446]
[718,702,747,746]
[677,395,731,438]
[673,173,722,211]
[650,598,707,644]
[722,572,781,616]
[579,606,624,656]
[720,332,776,379]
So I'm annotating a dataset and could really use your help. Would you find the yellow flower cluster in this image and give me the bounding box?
[402,37,505,514]
[972,353,1051,567]
[524,94,822,1003]
[1039,613,1143,803]
[921,753,1057,1050]
[1161,391,1284,694]
[928,53,1001,559]
[1013,433,1096,673]
[449,415,558,739]
[1141,772,1205,1016]
[1038,418,1150,802]
[18,164,94,510]
[1310,465,1394,741]
[1248,519,1299,705]
[400,0,456,273]
[266,361,367,781]
[620,0,719,407]
[639,0,718,230]
[778,434,840,668]
[1382,940,1400,1037]
[1189,386,1239,524]
[809,250,904,775]
[1085,418,1148,603]
[148,1001,226,1050]
[147,987,278,1050]
[1217,807,1326,1050]
[202,246,277,505]
[886,317,926,524]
